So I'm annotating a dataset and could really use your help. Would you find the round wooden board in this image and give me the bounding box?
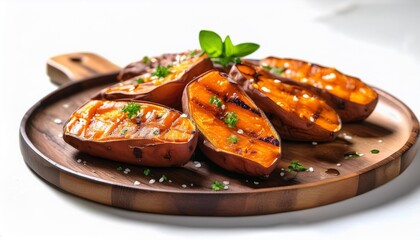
[20,71,419,217]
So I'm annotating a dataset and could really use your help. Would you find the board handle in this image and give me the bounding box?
[47,52,121,85]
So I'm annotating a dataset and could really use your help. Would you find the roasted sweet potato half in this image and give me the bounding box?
[63,100,198,167]
[94,51,213,110]
[230,63,342,142]
[248,57,378,122]
[117,51,197,81]
[182,70,281,177]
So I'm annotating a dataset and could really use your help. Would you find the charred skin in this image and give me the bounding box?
[182,70,281,177]
[230,63,341,142]
[246,57,378,122]
[63,100,198,167]
[95,51,213,110]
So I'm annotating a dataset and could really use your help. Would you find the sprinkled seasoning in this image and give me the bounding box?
[133,181,141,186]
[253,181,259,185]
[76,159,82,163]
[159,175,168,183]
[280,172,285,177]
[149,179,156,184]
[193,161,202,168]
[54,118,62,124]
[312,141,318,146]
[143,168,151,176]
[308,167,314,172]
[344,151,364,159]
[371,149,380,154]
[181,184,187,188]
[336,163,342,167]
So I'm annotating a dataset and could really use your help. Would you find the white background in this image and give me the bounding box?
[1,0,420,239]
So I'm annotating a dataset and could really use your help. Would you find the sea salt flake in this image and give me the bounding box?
[54,118,62,124]
[149,179,156,184]
[181,184,187,188]
[133,181,141,186]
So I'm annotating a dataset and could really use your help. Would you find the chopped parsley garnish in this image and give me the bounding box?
[371,149,380,154]
[263,65,284,75]
[344,152,364,159]
[121,102,141,119]
[153,129,160,135]
[189,49,199,57]
[160,175,168,182]
[227,135,238,144]
[209,95,223,108]
[224,111,239,128]
[151,65,172,78]
[199,30,259,68]
[116,166,123,171]
[211,181,224,191]
[143,168,151,176]
[142,56,151,64]
[287,160,307,172]
[136,77,145,84]
[120,129,128,135]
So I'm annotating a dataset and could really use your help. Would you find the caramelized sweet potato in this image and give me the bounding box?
[249,57,378,122]
[182,70,281,177]
[95,51,213,110]
[63,100,198,167]
[118,52,187,81]
[230,63,341,142]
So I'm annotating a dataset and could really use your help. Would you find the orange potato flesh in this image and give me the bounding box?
[236,65,341,133]
[260,57,377,105]
[187,71,280,169]
[104,53,207,94]
[65,100,195,143]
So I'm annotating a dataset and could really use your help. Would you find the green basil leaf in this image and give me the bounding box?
[232,43,260,57]
[199,30,223,58]
[224,35,235,58]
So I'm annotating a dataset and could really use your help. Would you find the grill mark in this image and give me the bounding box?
[257,136,280,147]
[226,97,261,116]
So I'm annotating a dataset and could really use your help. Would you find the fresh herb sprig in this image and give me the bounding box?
[199,30,259,67]
[227,135,239,144]
[224,112,239,128]
[152,65,172,78]
[211,181,224,191]
[287,160,308,172]
[121,102,141,119]
[209,95,223,108]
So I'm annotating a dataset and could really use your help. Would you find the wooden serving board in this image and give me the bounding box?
[20,53,420,216]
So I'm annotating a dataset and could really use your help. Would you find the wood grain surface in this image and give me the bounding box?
[19,53,420,216]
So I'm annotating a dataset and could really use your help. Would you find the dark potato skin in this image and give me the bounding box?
[94,53,213,110]
[244,57,378,122]
[182,70,281,177]
[229,63,341,142]
[63,100,198,167]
